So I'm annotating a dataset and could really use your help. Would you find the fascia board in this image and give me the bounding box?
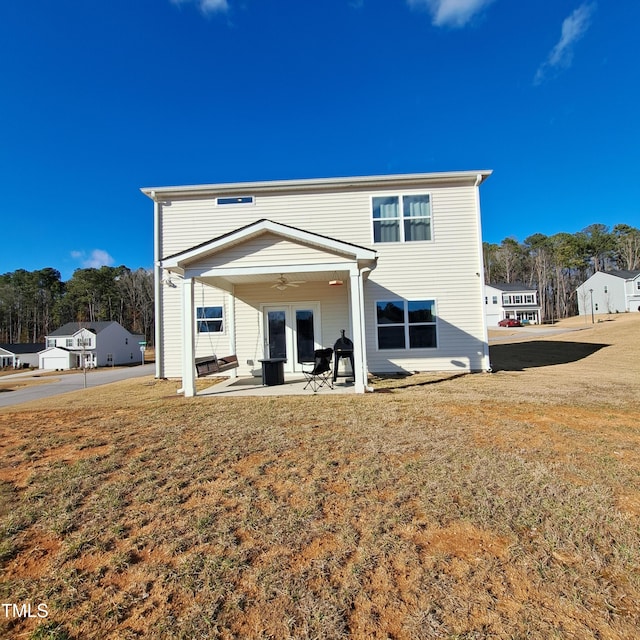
[142,170,492,201]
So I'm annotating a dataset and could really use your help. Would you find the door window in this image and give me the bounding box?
[267,310,287,359]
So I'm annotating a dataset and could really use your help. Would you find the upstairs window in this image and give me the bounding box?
[197,306,223,333]
[216,196,254,206]
[372,194,431,243]
[376,300,437,350]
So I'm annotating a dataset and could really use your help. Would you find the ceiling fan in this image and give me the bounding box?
[271,274,306,290]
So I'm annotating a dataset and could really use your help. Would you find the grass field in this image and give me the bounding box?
[1,314,639,639]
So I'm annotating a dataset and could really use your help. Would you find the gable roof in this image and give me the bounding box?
[40,346,72,354]
[162,218,377,269]
[48,321,119,337]
[0,343,46,355]
[487,282,537,293]
[604,269,640,280]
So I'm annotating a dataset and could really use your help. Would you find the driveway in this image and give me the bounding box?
[0,364,155,408]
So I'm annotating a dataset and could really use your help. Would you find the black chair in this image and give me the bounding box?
[302,348,334,392]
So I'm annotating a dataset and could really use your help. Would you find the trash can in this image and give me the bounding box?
[259,358,286,386]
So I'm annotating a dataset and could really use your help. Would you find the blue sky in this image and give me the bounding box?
[1,1,638,280]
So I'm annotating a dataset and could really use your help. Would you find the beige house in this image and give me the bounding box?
[143,171,492,396]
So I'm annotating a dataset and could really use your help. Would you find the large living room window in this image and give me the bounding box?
[376,299,437,349]
[197,306,223,333]
[372,194,431,243]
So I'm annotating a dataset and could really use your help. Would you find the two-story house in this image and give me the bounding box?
[485,283,541,326]
[576,270,640,317]
[39,321,144,370]
[143,171,492,396]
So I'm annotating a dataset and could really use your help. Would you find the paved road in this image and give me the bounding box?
[0,364,156,408]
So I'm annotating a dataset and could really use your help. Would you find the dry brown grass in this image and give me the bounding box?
[1,314,639,639]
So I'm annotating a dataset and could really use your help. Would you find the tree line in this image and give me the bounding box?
[2,222,638,343]
[0,266,154,345]
[483,223,640,322]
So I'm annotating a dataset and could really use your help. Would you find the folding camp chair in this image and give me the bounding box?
[302,348,334,392]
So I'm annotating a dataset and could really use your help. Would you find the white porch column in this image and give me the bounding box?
[182,277,196,397]
[349,269,366,393]
[226,289,238,379]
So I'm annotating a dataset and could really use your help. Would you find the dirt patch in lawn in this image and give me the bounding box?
[1,314,639,639]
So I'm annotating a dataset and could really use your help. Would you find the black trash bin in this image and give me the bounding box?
[259,358,286,386]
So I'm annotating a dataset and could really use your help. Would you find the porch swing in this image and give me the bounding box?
[194,285,239,378]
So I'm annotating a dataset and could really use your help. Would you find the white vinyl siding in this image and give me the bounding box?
[576,271,640,315]
[191,234,354,271]
[157,175,488,376]
[364,185,485,372]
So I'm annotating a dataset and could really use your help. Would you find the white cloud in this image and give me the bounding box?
[535,3,596,85]
[171,0,229,15]
[407,0,496,28]
[72,249,115,269]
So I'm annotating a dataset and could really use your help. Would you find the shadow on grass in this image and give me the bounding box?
[372,372,470,392]
[490,340,609,372]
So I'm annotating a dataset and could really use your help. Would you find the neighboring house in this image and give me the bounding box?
[484,283,541,326]
[576,270,640,316]
[142,170,492,396]
[0,343,45,368]
[39,321,144,370]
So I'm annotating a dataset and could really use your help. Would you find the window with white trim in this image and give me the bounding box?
[376,300,437,349]
[372,194,432,243]
[197,306,223,333]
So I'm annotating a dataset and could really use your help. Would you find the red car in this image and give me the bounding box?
[498,318,522,327]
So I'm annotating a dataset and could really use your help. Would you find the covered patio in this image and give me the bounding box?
[198,372,358,397]
[160,220,377,397]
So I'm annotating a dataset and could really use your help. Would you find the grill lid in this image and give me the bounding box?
[334,330,353,352]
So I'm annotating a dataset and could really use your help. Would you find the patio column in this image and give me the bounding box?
[226,289,237,379]
[349,269,366,393]
[182,277,196,397]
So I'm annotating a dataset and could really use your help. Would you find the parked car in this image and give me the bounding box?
[498,318,522,327]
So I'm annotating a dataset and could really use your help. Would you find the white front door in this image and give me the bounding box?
[263,303,321,372]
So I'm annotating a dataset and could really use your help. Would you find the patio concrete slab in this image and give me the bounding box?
[198,374,356,397]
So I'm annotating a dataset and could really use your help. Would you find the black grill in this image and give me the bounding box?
[333,330,354,382]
